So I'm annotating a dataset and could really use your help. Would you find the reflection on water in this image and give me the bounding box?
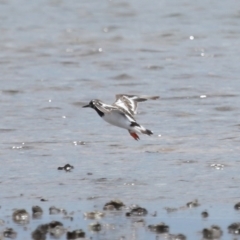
[0,0,240,238]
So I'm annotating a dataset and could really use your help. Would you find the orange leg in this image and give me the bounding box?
[129,131,140,141]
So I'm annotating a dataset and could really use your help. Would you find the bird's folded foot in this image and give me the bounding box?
[129,131,140,141]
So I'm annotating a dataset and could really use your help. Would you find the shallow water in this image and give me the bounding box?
[1,0,240,239]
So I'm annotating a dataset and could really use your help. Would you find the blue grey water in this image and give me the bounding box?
[0,0,240,239]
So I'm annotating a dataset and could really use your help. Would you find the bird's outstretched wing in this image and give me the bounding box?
[113,94,159,116]
[93,99,118,113]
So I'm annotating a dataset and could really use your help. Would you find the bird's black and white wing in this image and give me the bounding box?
[113,94,159,116]
[93,99,118,113]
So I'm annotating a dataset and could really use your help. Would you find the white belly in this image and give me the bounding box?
[102,112,131,130]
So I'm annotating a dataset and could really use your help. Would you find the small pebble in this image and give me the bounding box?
[73,141,86,146]
[40,198,48,202]
[151,211,157,217]
[49,206,67,215]
[84,211,105,219]
[58,164,74,172]
[234,202,240,210]
[134,218,145,224]
[186,199,200,208]
[67,229,85,239]
[148,222,169,233]
[164,207,178,213]
[210,163,224,170]
[3,228,17,239]
[169,233,186,240]
[201,211,209,218]
[89,222,102,232]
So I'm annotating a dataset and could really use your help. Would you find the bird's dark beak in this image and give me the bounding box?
[83,104,90,108]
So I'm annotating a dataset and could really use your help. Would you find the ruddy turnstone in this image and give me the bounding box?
[83,94,159,140]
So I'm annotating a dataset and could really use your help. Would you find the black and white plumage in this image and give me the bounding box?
[83,94,159,140]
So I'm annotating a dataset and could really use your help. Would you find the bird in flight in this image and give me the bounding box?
[83,94,159,140]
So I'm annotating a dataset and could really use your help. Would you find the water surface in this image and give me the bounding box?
[0,0,240,239]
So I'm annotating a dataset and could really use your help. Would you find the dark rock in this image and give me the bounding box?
[148,222,169,233]
[40,198,48,202]
[234,202,240,210]
[201,211,209,218]
[49,206,61,215]
[126,206,148,217]
[32,206,43,218]
[186,199,200,208]
[49,206,67,215]
[48,221,65,238]
[32,224,48,240]
[228,222,240,235]
[3,228,17,239]
[103,199,125,210]
[32,221,64,240]
[202,225,222,239]
[12,209,30,224]
[89,222,102,232]
[67,229,85,239]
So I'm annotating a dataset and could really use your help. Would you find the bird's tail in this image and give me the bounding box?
[141,128,153,135]
[129,124,153,140]
[130,122,153,136]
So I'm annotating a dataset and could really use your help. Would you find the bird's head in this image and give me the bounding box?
[83,100,97,109]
